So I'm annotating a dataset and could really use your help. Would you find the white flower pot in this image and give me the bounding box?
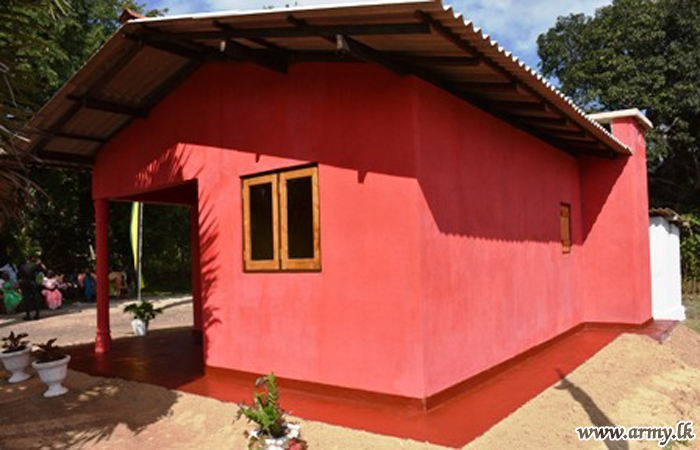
[32,355,71,397]
[131,319,148,336]
[248,423,301,450]
[0,346,32,383]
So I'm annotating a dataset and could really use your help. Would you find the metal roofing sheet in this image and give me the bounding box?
[25,0,633,167]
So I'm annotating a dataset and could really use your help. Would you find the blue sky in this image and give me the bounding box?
[144,0,611,69]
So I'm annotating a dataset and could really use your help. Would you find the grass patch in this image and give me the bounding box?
[683,293,700,333]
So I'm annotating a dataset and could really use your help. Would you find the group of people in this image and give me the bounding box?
[0,255,99,320]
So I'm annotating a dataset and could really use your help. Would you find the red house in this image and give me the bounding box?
[26,0,653,405]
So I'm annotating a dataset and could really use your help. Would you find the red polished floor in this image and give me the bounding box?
[65,321,676,448]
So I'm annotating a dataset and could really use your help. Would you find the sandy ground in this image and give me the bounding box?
[0,295,194,346]
[0,370,442,450]
[1,301,699,449]
[469,326,700,450]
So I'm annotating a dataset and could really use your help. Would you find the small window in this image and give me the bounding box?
[560,203,572,253]
[243,166,320,271]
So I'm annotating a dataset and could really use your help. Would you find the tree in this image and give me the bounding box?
[0,0,68,225]
[5,0,167,272]
[26,0,166,105]
[0,0,194,291]
[537,0,700,212]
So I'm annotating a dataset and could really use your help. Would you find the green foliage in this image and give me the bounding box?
[108,202,192,292]
[28,0,166,106]
[537,0,700,211]
[680,214,700,282]
[0,1,190,288]
[237,373,288,440]
[123,300,163,324]
[1,331,29,353]
[1,167,95,273]
[0,0,68,224]
[0,0,68,148]
[34,337,66,363]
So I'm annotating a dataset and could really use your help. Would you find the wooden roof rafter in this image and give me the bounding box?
[290,11,607,157]
[24,1,630,167]
[165,22,432,41]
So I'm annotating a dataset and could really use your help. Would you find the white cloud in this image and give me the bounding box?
[449,0,611,66]
[149,0,612,66]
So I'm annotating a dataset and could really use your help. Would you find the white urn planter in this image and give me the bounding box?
[131,319,148,336]
[32,355,71,397]
[248,424,302,450]
[0,346,32,383]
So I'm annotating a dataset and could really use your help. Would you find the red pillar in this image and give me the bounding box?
[190,205,203,338]
[95,198,112,353]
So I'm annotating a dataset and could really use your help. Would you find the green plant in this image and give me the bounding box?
[123,300,163,325]
[34,338,66,363]
[237,373,288,439]
[1,331,28,353]
[681,214,700,283]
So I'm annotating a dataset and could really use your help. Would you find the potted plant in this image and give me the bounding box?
[0,331,32,383]
[31,338,71,397]
[123,300,163,336]
[236,372,307,450]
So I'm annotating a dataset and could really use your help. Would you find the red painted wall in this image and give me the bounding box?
[411,81,586,396]
[92,62,651,399]
[580,118,652,324]
[94,63,426,397]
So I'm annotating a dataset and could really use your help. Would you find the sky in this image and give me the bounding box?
[144,0,612,69]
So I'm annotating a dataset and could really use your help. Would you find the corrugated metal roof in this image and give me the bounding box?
[649,208,683,224]
[24,0,631,167]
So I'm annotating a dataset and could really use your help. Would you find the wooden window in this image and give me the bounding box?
[280,167,321,270]
[242,166,320,272]
[560,203,572,253]
[243,174,279,271]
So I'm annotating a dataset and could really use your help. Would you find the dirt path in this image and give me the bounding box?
[0,370,443,450]
[0,295,193,346]
[1,301,699,449]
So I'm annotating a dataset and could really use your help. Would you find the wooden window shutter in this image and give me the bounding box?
[280,167,321,271]
[560,203,572,253]
[242,174,280,271]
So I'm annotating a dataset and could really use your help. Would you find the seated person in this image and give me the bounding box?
[1,272,22,314]
[42,270,63,310]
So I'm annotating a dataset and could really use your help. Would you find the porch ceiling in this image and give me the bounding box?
[24,0,630,167]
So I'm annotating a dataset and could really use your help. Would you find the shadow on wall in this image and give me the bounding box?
[146,141,625,248]
[103,63,628,248]
[198,189,223,360]
[579,156,627,241]
[110,146,222,363]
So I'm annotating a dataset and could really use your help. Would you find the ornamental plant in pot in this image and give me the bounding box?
[0,331,32,383]
[32,338,71,397]
[236,372,307,450]
[124,300,163,336]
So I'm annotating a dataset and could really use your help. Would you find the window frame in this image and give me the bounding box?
[241,165,321,272]
[560,203,572,254]
[242,173,280,271]
[280,167,321,271]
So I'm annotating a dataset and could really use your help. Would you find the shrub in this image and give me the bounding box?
[680,213,700,286]
[123,300,163,325]
[34,338,66,363]
[1,331,28,353]
[237,373,287,439]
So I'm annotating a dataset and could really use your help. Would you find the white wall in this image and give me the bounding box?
[649,216,686,320]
